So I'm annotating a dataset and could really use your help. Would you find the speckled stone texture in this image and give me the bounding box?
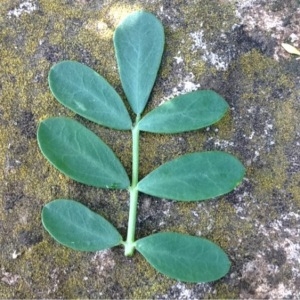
[1,0,300,298]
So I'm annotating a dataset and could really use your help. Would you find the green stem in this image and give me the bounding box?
[124,115,140,256]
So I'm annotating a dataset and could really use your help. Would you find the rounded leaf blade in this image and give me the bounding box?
[42,199,123,251]
[49,61,132,130]
[137,152,245,201]
[114,11,164,114]
[138,90,229,133]
[37,117,130,189]
[136,232,230,282]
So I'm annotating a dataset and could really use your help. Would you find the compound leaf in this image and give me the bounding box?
[37,117,130,189]
[49,61,132,130]
[114,11,164,114]
[137,151,245,201]
[136,232,230,283]
[138,90,229,133]
[42,199,123,251]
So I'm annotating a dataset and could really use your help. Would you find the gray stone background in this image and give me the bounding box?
[1,0,300,298]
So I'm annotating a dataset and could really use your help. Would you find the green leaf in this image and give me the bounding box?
[137,151,245,201]
[136,232,230,282]
[138,90,229,133]
[114,11,164,114]
[48,61,132,130]
[37,117,130,189]
[42,199,123,251]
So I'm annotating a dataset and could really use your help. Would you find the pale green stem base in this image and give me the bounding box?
[124,115,140,256]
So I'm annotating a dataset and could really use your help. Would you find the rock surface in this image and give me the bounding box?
[1,0,300,298]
